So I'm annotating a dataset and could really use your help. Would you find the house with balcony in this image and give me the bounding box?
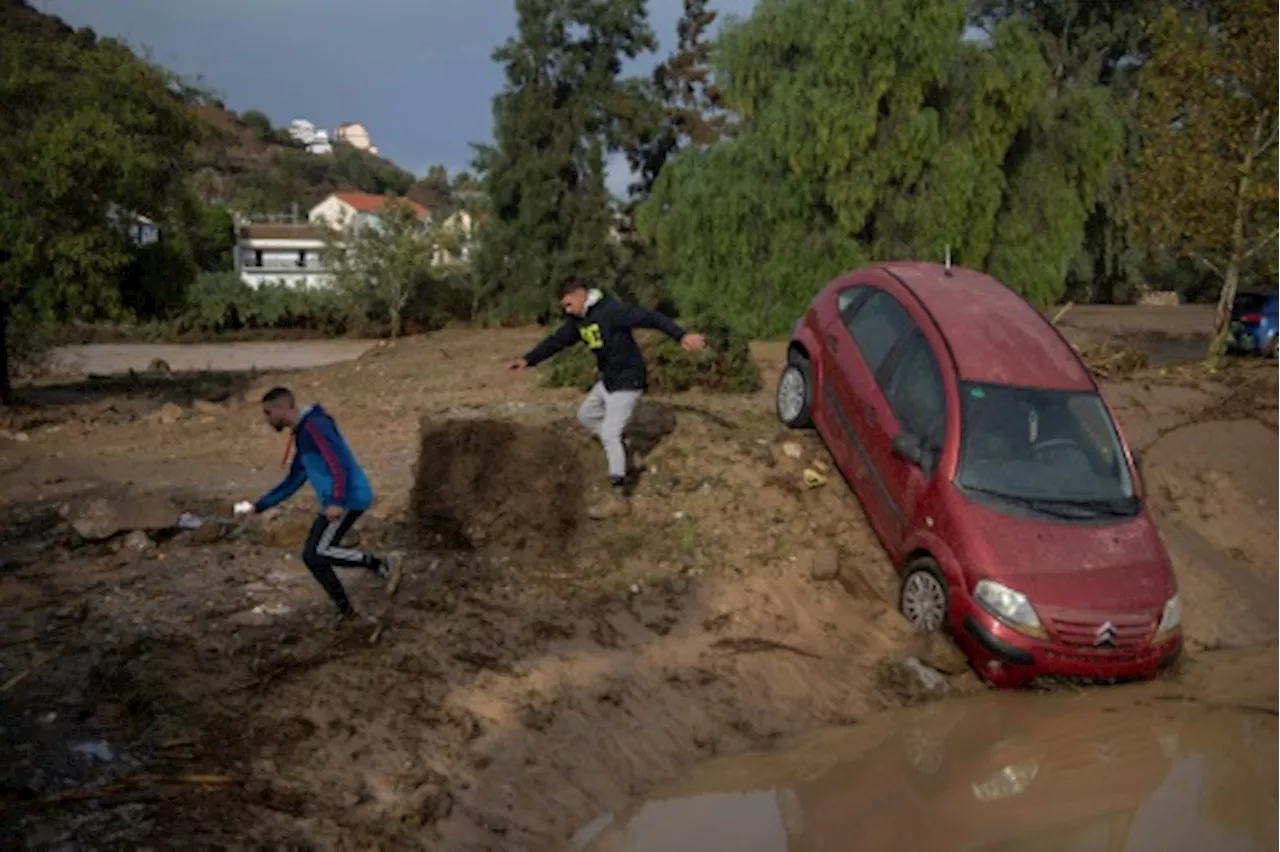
[234,223,331,290]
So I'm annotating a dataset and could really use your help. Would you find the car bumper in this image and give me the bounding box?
[956,607,1182,689]
[1229,327,1273,353]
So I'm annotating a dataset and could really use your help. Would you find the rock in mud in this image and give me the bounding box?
[901,657,949,697]
[121,530,154,553]
[906,631,970,676]
[64,494,179,541]
[149,402,184,424]
[808,546,841,582]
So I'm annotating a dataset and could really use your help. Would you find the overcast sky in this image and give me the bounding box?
[32,0,763,196]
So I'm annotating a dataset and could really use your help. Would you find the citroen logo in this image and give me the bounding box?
[1094,621,1117,647]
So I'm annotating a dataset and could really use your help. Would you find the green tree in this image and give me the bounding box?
[1133,0,1278,359]
[640,0,1123,335]
[0,28,205,401]
[628,0,727,197]
[325,202,443,338]
[240,108,274,142]
[472,0,657,322]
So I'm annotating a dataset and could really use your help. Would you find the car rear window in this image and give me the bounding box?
[1232,293,1269,315]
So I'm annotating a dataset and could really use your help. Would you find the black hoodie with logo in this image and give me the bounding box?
[522,289,687,392]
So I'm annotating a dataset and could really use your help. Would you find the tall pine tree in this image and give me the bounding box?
[472,0,655,321]
[629,0,727,197]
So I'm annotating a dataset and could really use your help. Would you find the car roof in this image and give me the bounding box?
[878,262,1096,392]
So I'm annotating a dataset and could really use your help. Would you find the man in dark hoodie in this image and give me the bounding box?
[510,278,705,519]
[242,387,402,623]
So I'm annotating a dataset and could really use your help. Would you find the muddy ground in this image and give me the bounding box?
[0,311,1275,850]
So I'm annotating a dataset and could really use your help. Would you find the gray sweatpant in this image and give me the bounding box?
[577,382,641,481]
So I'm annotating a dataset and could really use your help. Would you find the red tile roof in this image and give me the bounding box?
[331,192,428,219]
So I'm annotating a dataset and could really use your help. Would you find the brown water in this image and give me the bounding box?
[572,686,1278,852]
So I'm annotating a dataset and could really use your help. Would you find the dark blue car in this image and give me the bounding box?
[1229,290,1278,357]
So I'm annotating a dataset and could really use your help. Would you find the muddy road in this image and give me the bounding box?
[0,314,1275,850]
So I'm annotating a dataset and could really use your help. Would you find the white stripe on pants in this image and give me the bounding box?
[577,382,641,480]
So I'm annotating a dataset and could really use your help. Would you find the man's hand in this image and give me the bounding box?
[323,505,344,521]
[508,358,528,371]
[681,333,707,353]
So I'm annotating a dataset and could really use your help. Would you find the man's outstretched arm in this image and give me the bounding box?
[253,452,307,513]
[616,303,706,351]
[513,319,580,369]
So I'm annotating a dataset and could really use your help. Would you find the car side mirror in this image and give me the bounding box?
[892,432,924,466]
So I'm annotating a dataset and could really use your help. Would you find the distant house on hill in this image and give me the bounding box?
[308,192,429,231]
[334,122,377,155]
[234,223,329,290]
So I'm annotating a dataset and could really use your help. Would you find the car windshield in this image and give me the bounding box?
[956,382,1135,511]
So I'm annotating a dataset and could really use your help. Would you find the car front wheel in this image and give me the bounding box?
[776,358,814,429]
[900,557,949,633]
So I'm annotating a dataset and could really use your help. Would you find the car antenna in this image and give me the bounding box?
[944,244,953,277]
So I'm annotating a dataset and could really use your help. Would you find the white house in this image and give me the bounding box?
[434,210,476,266]
[235,223,331,290]
[335,122,378,155]
[308,192,429,230]
[287,119,333,155]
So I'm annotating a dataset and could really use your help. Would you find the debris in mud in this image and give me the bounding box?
[903,631,970,676]
[409,418,584,555]
[63,493,179,542]
[1076,342,1149,377]
[808,546,841,582]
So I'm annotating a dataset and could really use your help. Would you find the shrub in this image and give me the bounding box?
[177,271,350,335]
[541,314,760,394]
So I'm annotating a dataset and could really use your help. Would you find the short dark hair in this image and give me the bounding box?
[261,387,295,406]
[561,276,588,296]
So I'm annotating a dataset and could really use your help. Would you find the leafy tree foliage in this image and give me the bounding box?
[0,24,205,401]
[641,0,1122,336]
[325,203,461,338]
[471,0,656,322]
[1133,0,1278,356]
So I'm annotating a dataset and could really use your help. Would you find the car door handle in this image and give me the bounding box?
[864,404,877,424]
[825,333,839,351]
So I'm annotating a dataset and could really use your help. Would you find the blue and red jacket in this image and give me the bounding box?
[253,404,374,513]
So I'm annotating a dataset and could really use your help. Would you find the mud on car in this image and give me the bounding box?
[776,262,1182,687]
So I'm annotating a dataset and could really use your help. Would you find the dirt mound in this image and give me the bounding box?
[408,418,585,555]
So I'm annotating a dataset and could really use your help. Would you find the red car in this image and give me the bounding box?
[776,262,1182,687]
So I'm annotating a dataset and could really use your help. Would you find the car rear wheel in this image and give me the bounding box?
[776,357,813,429]
[900,557,949,633]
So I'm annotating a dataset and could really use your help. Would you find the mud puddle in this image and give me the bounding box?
[574,648,1279,852]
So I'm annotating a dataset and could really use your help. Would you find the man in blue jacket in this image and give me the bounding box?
[244,387,401,622]
[510,277,705,519]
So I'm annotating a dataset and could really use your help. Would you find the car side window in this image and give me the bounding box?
[845,289,915,375]
[883,332,946,450]
[836,286,868,326]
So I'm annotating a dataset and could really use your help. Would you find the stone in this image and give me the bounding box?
[901,657,949,697]
[121,530,154,552]
[781,442,803,460]
[808,546,841,582]
[191,399,223,416]
[150,402,183,424]
[906,631,970,676]
[67,494,179,541]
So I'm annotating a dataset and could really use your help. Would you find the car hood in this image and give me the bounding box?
[954,493,1175,610]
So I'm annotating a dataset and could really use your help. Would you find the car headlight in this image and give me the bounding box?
[971,762,1039,803]
[1156,595,1181,635]
[974,579,1045,637]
